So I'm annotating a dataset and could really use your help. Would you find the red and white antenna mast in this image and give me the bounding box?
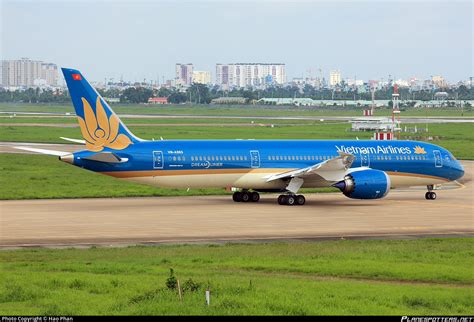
[392,84,401,139]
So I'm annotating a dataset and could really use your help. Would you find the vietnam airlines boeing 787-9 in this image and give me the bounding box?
[16,68,465,205]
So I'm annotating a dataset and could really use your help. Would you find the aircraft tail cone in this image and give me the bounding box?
[59,154,74,164]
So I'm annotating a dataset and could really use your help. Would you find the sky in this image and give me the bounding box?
[1,0,472,83]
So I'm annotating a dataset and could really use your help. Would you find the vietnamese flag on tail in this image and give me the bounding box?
[72,73,82,81]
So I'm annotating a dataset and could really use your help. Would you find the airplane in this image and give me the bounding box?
[16,68,465,205]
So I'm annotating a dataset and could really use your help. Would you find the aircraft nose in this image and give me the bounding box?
[453,160,464,180]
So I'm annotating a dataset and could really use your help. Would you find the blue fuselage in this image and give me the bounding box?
[71,140,464,187]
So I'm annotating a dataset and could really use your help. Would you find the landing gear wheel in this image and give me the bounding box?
[250,192,260,202]
[241,191,251,202]
[296,195,306,206]
[286,195,296,206]
[233,192,242,202]
[278,195,286,205]
[425,191,437,200]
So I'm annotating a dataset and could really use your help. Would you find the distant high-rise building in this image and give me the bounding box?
[431,75,447,88]
[1,58,58,87]
[192,71,211,84]
[329,70,342,87]
[41,63,59,87]
[175,63,194,86]
[216,63,286,88]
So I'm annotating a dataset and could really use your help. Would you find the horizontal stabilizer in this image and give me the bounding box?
[82,152,128,163]
[13,146,70,156]
[60,137,86,144]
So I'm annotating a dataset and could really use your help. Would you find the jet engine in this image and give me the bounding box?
[333,169,391,200]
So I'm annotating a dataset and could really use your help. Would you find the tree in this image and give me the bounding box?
[187,83,211,104]
[167,90,187,104]
[120,87,153,103]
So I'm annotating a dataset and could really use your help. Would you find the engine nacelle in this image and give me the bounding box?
[333,169,391,199]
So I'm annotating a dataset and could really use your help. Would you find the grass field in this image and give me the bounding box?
[0,153,221,199]
[1,102,473,117]
[0,238,472,315]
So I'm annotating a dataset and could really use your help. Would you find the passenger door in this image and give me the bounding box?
[250,150,260,168]
[153,151,164,169]
[360,152,370,167]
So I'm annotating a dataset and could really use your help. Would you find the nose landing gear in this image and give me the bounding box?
[425,185,437,200]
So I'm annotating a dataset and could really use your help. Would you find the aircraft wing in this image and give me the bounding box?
[265,152,356,192]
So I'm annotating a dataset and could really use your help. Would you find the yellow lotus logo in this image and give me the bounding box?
[77,97,132,151]
[414,145,427,154]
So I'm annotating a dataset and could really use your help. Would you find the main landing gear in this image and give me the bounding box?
[232,191,306,206]
[232,191,260,203]
[425,185,437,200]
[277,194,306,206]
